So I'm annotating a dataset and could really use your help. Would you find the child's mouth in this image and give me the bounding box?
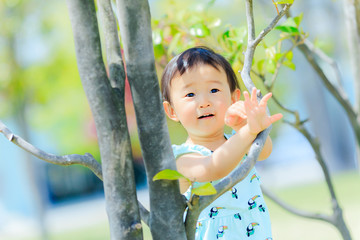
[198,114,214,119]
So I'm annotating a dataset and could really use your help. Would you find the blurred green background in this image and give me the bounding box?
[0,0,359,239]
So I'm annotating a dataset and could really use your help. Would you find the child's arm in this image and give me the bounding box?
[258,136,272,160]
[176,88,282,184]
[176,124,256,181]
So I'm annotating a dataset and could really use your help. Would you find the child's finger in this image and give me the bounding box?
[225,102,246,119]
[231,101,246,113]
[259,92,272,107]
[243,91,251,111]
[227,108,246,119]
[251,87,258,106]
[269,113,283,123]
[243,91,249,101]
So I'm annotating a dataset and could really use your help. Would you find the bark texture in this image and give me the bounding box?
[116,0,187,239]
[66,1,142,239]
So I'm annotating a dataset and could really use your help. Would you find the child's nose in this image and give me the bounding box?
[200,103,210,108]
[199,96,211,108]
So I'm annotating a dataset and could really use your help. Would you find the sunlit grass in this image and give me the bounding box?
[46,221,152,240]
[268,171,360,240]
[3,171,359,240]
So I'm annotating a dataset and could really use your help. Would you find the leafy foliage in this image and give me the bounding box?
[151,2,307,86]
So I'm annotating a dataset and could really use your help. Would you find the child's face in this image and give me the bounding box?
[163,64,239,138]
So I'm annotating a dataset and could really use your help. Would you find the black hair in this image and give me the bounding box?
[161,46,240,103]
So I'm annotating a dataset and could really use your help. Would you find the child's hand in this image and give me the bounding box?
[243,88,283,136]
[225,101,247,132]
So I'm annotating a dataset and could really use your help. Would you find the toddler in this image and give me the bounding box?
[161,46,282,239]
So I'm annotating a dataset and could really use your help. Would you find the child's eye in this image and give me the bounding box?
[186,93,195,97]
[211,89,220,93]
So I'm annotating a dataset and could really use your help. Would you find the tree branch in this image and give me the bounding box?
[254,43,353,239]
[186,0,293,238]
[203,128,270,206]
[261,186,334,224]
[185,128,271,239]
[138,202,150,227]
[0,120,103,180]
[252,4,291,48]
[238,2,352,240]
[285,119,345,214]
[245,0,255,42]
[258,76,353,239]
[185,3,277,237]
[241,0,292,91]
[257,63,343,218]
[342,0,360,113]
[297,41,360,144]
[1,118,154,228]
[97,0,126,89]
[303,39,344,89]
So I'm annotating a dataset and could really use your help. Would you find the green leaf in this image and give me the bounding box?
[283,59,296,70]
[153,44,165,60]
[257,59,265,74]
[153,169,186,181]
[275,52,284,61]
[222,30,231,40]
[266,59,276,74]
[275,25,299,33]
[285,51,293,61]
[275,18,299,33]
[274,0,294,4]
[192,183,217,196]
[293,13,304,27]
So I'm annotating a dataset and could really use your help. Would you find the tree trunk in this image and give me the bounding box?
[115,0,187,239]
[343,0,360,112]
[342,0,360,168]
[66,1,142,239]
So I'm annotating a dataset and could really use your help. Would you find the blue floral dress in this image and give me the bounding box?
[172,136,273,240]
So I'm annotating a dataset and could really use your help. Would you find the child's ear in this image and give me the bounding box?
[231,89,241,103]
[163,101,179,122]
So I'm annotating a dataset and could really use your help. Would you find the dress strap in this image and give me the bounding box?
[172,144,212,159]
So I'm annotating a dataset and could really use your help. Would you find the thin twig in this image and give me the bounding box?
[304,39,344,90]
[284,119,339,202]
[252,4,291,48]
[272,0,280,15]
[241,0,292,91]
[298,42,360,144]
[268,37,304,91]
[245,0,256,43]
[0,120,103,180]
[255,44,352,239]
[261,186,334,224]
